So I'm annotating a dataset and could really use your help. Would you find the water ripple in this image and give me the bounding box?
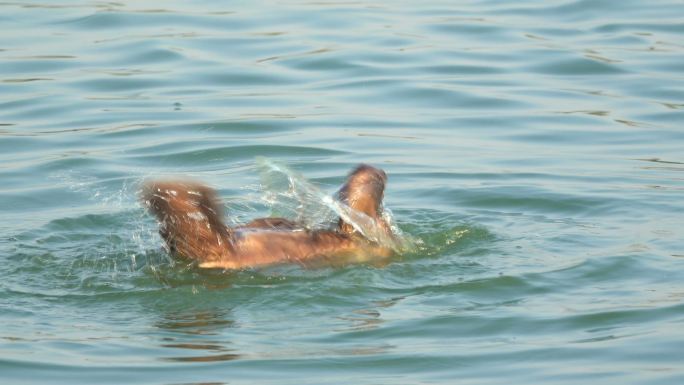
[2,0,684,384]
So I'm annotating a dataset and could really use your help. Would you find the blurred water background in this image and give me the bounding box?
[1,0,683,384]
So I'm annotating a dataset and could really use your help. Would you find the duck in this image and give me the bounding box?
[141,164,396,269]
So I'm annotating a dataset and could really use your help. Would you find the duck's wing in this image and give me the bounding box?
[141,180,233,263]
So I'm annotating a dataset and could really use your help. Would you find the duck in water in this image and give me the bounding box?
[141,164,396,269]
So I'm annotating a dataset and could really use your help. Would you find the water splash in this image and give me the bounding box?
[255,157,415,253]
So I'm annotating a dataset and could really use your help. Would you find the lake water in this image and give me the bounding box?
[1,0,684,384]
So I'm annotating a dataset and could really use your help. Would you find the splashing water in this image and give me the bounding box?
[255,158,415,253]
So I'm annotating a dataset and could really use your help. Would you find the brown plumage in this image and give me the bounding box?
[336,164,388,235]
[141,164,394,269]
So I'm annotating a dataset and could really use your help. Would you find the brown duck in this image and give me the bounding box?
[141,164,396,269]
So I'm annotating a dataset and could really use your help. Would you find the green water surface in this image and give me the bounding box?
[1,1,684,384]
